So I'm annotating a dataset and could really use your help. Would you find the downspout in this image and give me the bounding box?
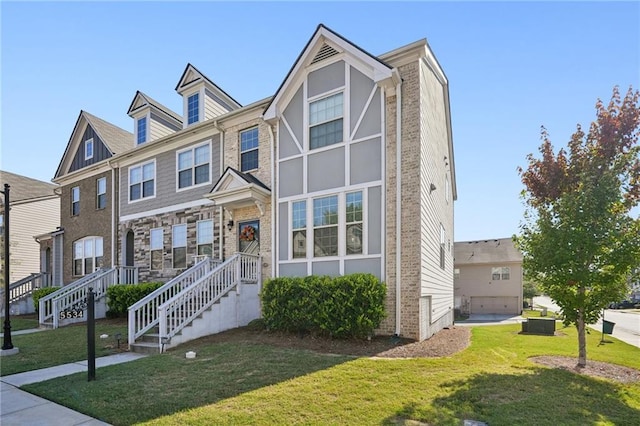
[394,70,403,336]
[267,124,276,278]
[108,160,117,268]
[214,120,225,259]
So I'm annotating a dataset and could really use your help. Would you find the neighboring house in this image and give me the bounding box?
[454,238,523,315]
[0,170,60,284]
[47,110,133,285]
[48,24,456,342]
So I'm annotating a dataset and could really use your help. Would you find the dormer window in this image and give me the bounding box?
[137,117,147,145]
[84,138,94,160]
[187,93,199,125]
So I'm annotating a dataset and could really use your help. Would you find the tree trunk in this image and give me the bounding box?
[577,310,587,368]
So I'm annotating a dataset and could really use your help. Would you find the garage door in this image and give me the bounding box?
[470,297,519,315]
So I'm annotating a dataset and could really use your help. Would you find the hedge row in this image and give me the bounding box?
[106,282,164,317]
[260,273,386,339]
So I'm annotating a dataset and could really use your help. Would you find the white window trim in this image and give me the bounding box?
[84,138,94,160]
[240,127,260,172]
[128,159,157,204]
[96,177,107,209]
[150,228,163,271]
[172,224,188,269]
[175,141,212,192]
[196,219,214,256]
[307,88,346,151]
[73,236,103,276]
[71,186,80,216]
[184,89,202,128]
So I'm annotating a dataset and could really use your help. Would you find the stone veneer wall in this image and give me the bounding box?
[118,204,219,283]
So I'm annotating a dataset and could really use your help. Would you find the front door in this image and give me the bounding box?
[238,220,259,255]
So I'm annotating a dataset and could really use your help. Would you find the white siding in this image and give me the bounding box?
[419,60,454,325]
[204,98,228,120]
[149,118,174,141]
[7,197,60,282]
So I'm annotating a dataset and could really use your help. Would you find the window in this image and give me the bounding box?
[150,228,163,270]
[177,143,210,189]
[313,195,338,257]
[71,186,80,216]
[187,93,199,125]
[440,224,446,269]
[85,138,94,160]
[73,237,103,276]
[129,161,155,202]
[137,117,147,145]
[197,220,213,256]
[309,92,343,149]
[172,224,187,269]
[292,201,306,258]
[492,267,511,280]
[345,191,363,255]
[240,127,259,171]
[96,177,106,209]
[454,268,460,279]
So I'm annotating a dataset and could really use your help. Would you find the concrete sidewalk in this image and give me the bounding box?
[1,351,146,426]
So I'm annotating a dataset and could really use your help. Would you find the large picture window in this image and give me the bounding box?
[96,177,106,209]
[309,92,343,149]
[313,195,338,257]
[73,237,103,276]
[240,127,259,171]
[177,143,210,189]
[71,186,80,216]
[197,220,213,256]
[129,161,155,201]
[150,228,163,271]
[345,191,363,255]
[292,201,306,258]
[187,93,199,125]
[172,224,187,269]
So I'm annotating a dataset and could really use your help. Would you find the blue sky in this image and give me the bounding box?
[1,1,638,242]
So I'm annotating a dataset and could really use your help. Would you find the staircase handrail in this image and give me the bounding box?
[127,257,221,345]
[0,273,47,305]
[38,269,107,325]
[157,253,260,352]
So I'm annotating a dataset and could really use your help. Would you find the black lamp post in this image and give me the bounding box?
[2,183,13,350]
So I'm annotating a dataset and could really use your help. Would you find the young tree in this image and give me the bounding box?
[517,86,640,367]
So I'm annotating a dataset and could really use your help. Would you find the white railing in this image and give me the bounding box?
[1,273,49,305]
[39,266,138,328]
[157,253,260,351]
[127,257,221,345]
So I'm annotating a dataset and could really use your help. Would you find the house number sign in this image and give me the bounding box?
[60,300,88,320]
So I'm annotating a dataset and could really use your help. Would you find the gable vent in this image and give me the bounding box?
[311,43,339,65]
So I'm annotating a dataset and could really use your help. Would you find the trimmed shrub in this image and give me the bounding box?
[106,282,164,317]
[261,273,386,339]
[32,287,61,312]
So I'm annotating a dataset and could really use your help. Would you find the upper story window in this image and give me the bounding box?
[454,268,460,279]
[313,195,338,257]
[129,160,155,202]
[345,191,363,255]
[150,228,163,271]
[73,236,103,276]
[137,117,147,145]
[291,201,306,259]
[440,224,446,269]
[177,142,210,189]
[71,186,80,216]
[309,92,343,150]
[96,177,107,209]
[187,93,199,125]
[240,127,259,171]
[84,138,94,160]
[492,267,511,281]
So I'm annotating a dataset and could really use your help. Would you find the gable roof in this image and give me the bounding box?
[54,110,133,179]
[0,170,58,203]
[175,63,242,109]
[264,24,394,120]
[210,167,270,193]
[126,90,183,123]
[454,238,523,265]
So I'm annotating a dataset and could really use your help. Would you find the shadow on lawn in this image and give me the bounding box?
[421,367,640,426]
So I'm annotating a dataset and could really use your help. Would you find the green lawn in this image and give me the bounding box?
[0,314,40,332]
[7,321,640,426]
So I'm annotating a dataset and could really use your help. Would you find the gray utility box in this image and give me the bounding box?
[522,318,556,335]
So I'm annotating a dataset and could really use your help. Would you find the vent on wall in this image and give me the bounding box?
[311,43,339,65]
